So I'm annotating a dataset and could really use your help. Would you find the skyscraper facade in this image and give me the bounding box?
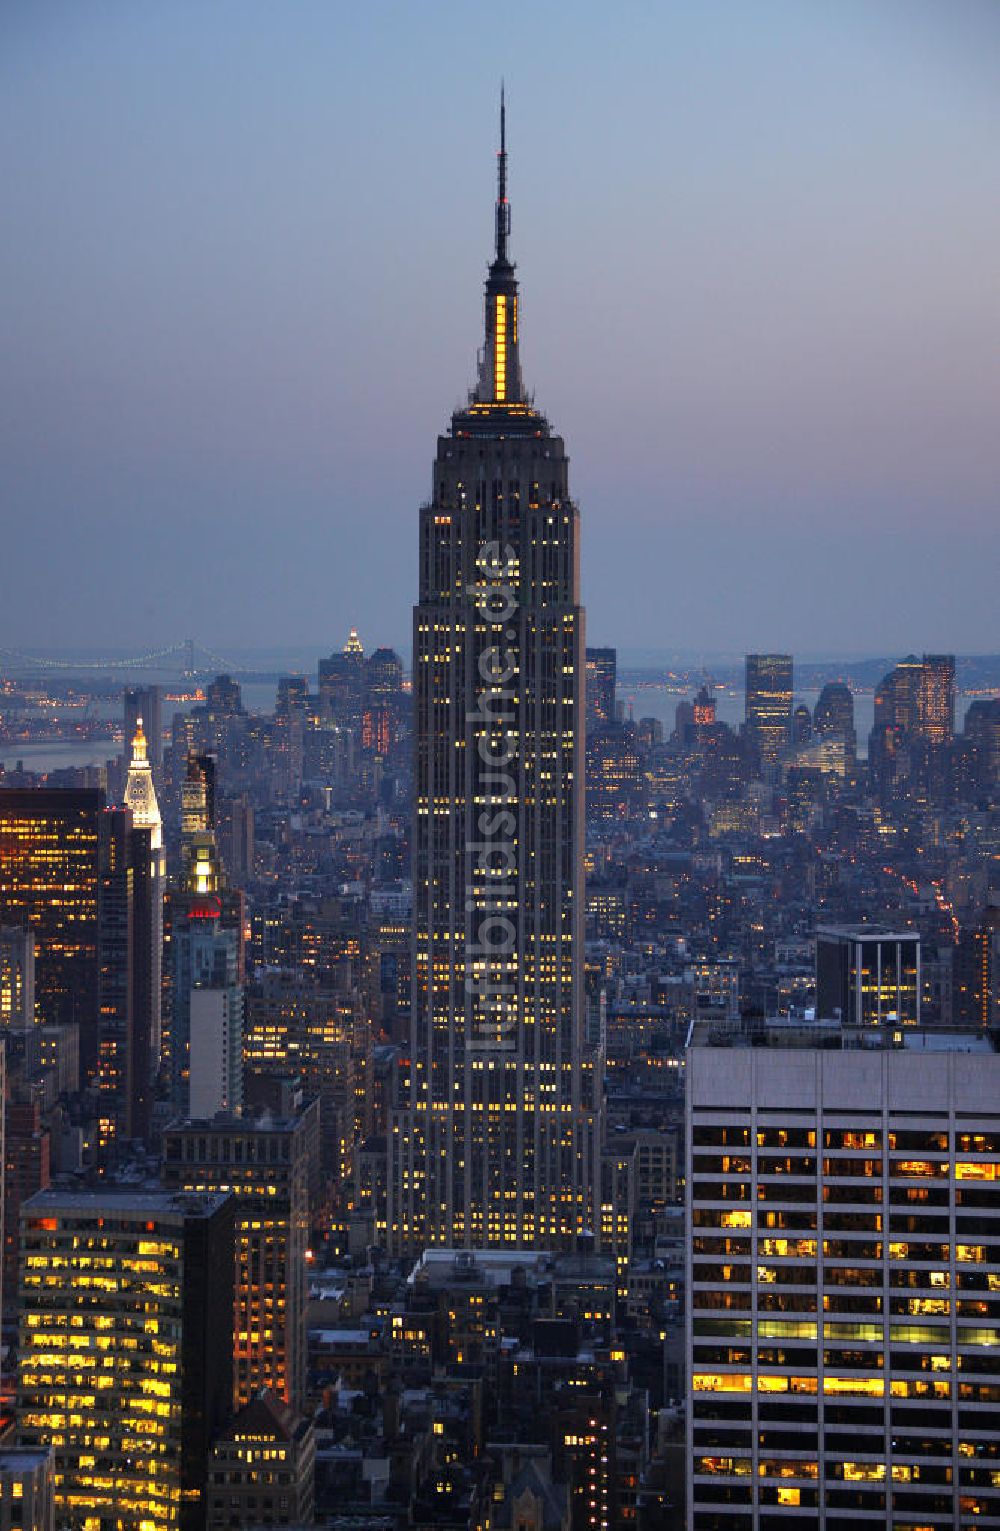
[161,1105,316,1414]
[745,655,793,769]
[18,1188,234,1531]
[95,808,158,1144]
[0,926,34,1029]
[167,755,244,1116]
[0,789,102,1065]
[686,1022,1000,1528]
[389,101,599,1253]
[916,653,956,747]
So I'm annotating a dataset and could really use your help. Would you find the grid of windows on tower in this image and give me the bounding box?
[687,1073,1000,1529]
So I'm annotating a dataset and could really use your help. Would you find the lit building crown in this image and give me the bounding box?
[463,86,538,430]
[123,715,162,850]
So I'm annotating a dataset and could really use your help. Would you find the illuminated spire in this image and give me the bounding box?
[124,716,162,850]
[474,87,525,408]
[495,81,510,268]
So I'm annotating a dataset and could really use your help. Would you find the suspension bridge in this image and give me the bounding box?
[0,640,252,678]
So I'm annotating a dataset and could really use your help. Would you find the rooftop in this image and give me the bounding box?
[0,1448,52,1471]
[816,923,919,942]
[23,1187,232,1219]
[690,1018,998,1054]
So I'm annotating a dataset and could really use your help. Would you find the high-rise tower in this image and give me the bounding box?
[745,653,793,770]
[389,96,599,1253]
[124,717,165,1075]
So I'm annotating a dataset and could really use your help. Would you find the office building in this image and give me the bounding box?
[205,1391,315,1531]
[0,789,153,1134]
[243,975,361,1178]
[168,899,242,1117]
[167,757,243,1116]
[693,685,717,733]
[96,808,158,1144]
[969,882,1000,1031]
[179,752,219,888]
[161,1104,317,1413]
[367,645,404,702]
[916,654,956,747]
[389,98,599,1253]
[189,987,243,1118]
[816,924,921,1027]
[587,722,644,823]
[0,1049,6,1317]
[0,1450,54,1531]
[586,648,618,733]
[3,1085,49,1324]
[18,1188,235,1531]
[812,682,856,761]
[0,789,102,1070]
[745,656,793,769]
[204,674,243,718]
[686,1021,1000,1529]
[318,631,366,727]
[0,926,34,1028]
[963,698,1000,791]
[869,656,923,795]
[217,793,254,886]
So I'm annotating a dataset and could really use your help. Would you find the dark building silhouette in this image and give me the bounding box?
[792,702,812,746]
[869,655,922,796]
[586,648,617,734]
[96,809,158,1143]
[813,680,856,760]
[204,674,243,718]
[2,1084,49,1325]
[963,697,1000,793]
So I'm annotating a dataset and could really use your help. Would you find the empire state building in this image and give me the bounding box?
[390,99,600,1252]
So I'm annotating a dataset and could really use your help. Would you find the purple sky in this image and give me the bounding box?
[1,1,998,658]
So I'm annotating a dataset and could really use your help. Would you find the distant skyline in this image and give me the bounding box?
[2,1,998,653]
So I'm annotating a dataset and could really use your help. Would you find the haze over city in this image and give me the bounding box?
[3,0,999,656]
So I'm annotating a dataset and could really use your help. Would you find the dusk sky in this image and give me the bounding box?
[2,1,998,659]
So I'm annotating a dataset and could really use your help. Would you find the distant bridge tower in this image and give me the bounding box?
[183,638,195,678]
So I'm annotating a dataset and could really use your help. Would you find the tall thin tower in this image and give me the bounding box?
[123,717,165,1069]
[389,95,599,1253]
